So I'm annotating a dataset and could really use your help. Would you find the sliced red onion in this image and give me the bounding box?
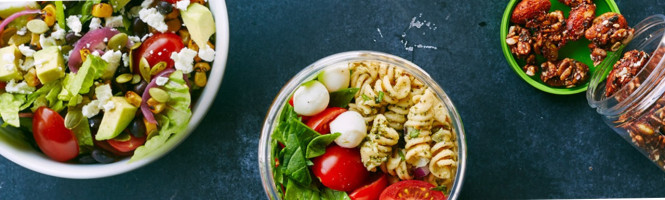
[413,166,430,178]
[141,68,176,124]
[68,27,132,72]
[0,8,40,33]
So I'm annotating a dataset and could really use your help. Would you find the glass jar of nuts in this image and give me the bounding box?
[587,15,665,171]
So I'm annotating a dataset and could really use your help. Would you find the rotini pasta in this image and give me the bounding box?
[381,148,413,180]
[429,127,457,188]
[383,97,411,130]
[360,114,400,171]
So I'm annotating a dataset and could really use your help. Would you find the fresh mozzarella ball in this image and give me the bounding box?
[330,111,367,148]
[317,62,350,92]
[293,80,329,116]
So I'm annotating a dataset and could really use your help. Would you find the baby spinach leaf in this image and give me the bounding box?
[306,132,340,159]
[328,88,359,108]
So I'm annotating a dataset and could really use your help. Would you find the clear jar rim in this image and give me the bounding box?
[257,51,467,199]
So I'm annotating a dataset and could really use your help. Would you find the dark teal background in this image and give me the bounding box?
[2,0,665,199]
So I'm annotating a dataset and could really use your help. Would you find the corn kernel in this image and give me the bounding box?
[42,4,56,27]
[91,3,113,18]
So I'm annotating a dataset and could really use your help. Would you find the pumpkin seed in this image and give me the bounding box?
[107,33,128,51]
[131,74,141,84]
[150,61,167,75]
[8,34,31,46]
[115,73,133,84]
[130,42,142,50]
[26,19,49,34]
[64,110,83,129]
[114,132,131,142]
[139,57,151,82]
[148,87,170,103]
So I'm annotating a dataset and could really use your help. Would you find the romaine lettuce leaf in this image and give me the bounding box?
[69,109,93,153]
[131,71,191,162]
[21,80,62,111]
[0,93,26,127]
[65,55,107,96]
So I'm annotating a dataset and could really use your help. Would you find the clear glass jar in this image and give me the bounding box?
[258,51,467,199]
[587,15,665,171]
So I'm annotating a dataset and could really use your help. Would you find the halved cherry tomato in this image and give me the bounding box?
[306,107,346,134]
[0,81,6,90]
[94,139,134,157]
[132,32,184,73]
[32,107,79,162]
[379,180,446,200]
[312,144,369,192]
[162,0,180,3]
[288,96,294,106]
[349,174,389,200]
[288,96,312,121]
[107,132,147,153]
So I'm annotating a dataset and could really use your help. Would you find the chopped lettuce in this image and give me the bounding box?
[0,93,26,127]
[131,71,191,162]
[55,1,65,29]
[60,55,107,101]
[21,80,62,111]
[69,109,93,153]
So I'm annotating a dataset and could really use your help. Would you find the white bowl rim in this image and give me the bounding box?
[0,0,230,179]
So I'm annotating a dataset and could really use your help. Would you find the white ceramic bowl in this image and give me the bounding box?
[0,1,229,179]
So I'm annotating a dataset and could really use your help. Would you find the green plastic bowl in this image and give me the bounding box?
[500,0,620,95]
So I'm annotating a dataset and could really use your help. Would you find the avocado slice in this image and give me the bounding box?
[181,3,215,47]
[0,45,22,82]
[95,97,138,140]
[34,46,65,84]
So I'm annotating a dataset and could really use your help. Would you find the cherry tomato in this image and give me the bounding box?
[349,174,389,200]
[94,139,134,157]
[32,107,79,162]
[107,132,147,153]
[312,144,369,192]
[0,81,6,90]
[162,0,180,3]
[306,107,346,134]
[132,32,184,73]
[288,96,294,106]
[379,180,446,200]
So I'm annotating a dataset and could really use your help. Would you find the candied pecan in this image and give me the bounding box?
[506,25,533,58]
[604,50,649,97]
[511,0,551,25]
[585,12,635,64]
[522,54,538,76]
[557,0,593,7]
[540,58,590,88]
[528,11,567,61]
[565,3,596,41]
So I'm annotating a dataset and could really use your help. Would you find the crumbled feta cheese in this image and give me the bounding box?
[18,45,35,57]
[91,51,100,57]
[122,53,129,67]
[19,57,34,71]
[139,8,168,33]
[51,25,66,40]
[103,101,116,112]
[5,80,35,94]
[170,48,197,74]
[82,100,101,118]
[141,0,154,8]
[66,15,82,34]
[95,84,113,103]
[105,16,124,28]
[3,52,14,62]
[198,45,215,62]
[101,50,122,70]
[156,76,169,86]
[129,36,141,43]
[16,27,27,36]
[175,0,191,11]
[86,43,91,48]
[89,17,102,30]
[39,34,57,48]
[141,33,153,42]
[103,37,108,42]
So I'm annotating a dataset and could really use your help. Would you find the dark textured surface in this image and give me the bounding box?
[2,0,665,199]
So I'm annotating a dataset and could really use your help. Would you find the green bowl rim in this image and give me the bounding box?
[500,0,620,95]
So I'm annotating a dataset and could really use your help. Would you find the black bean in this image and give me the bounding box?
[77,154,98,164]
[156,1,173,15]
[89,115,103,131]
[129,118,146,138]
[134,80,148,95]
[65,31,80,44]
[132,18,149,38]
[116,65,130,75]
[91,149,115,164]
[112,79,129,93]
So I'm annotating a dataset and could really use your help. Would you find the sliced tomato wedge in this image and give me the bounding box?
[349,174,389,200]
[305,107,346,134]
[107,133,147,153]
[379,180,446,200]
